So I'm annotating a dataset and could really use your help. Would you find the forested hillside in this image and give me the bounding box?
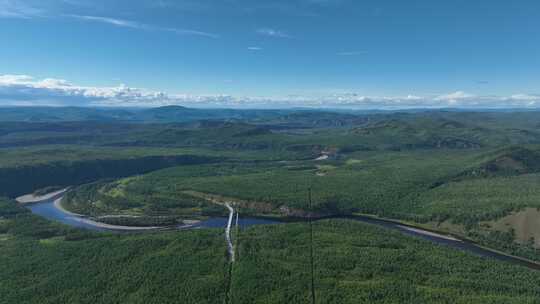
[2,196,540,303]
[4,109,540,303]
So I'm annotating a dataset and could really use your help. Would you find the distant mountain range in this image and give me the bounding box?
[0,106,289,123]
[2,106,540,126]
[0,105,375,125]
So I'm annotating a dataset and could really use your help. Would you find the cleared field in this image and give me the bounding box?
[486,208,540,247]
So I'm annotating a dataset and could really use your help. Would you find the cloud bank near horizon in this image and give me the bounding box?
[0,74,539,109]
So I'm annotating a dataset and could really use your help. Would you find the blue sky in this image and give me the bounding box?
[0,0,539,108]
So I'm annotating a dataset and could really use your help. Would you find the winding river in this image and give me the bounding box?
[23,195,540,270]
[25,196,280,231]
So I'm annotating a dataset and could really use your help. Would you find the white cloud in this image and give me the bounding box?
[0,74,168,106]
[256,28,292,38]
[67,15,142,28]
[434,91,474,102]
[336,51,368,56]
[1,74,540,109]
[247,46,263,51]
[0,0,43,18]
[304,0,344,5]
[0,2,218,38]
[510,94,539,101]
[432,91,474,106]
[0,74,33,83]
[67,14,219,38]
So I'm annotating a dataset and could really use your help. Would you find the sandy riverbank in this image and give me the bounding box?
[398,225,461,242]
[315,154,329,161]
[16,189,68,204]
[52,197,161,231]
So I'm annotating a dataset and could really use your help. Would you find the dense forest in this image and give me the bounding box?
[3,195,540,303]
[0,198,229,304]
[233,220,540,303]
[60,146,540,261]
[4,108,540,302]
[0,154,220,198]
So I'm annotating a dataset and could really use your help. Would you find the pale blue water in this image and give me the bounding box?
[25,197,540,270]
[28,199,112,231]
[27,198,280,231]
[190,217,281,229]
